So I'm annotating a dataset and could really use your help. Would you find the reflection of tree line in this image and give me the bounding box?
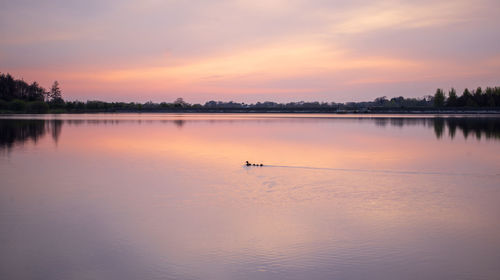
[0,119,62,150]
[1,117,499,150]
[373,117,500,140]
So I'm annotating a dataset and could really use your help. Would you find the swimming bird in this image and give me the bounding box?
[245,161,264,167]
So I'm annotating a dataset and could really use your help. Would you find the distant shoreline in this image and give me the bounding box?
[2,73,500,115]
[2,109,500,115]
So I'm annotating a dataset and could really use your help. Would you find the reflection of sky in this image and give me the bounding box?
[1,115,500,279]
[1,0,499,102]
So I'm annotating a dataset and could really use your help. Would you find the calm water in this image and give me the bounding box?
[1,114,500,280]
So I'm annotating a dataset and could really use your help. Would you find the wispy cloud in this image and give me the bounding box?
[330,0,474,34]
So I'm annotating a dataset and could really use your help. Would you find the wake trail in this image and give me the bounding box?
[262,164,500,177]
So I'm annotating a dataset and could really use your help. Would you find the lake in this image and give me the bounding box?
[1,114,499,280]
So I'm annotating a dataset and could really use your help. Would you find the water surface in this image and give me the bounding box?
[1,114,500,279]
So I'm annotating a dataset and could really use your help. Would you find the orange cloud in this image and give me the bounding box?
[54,38,424,97]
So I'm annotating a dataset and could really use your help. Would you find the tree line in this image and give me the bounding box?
[0,73,63,113]
[1,73,499,113]
[433,87,500,108]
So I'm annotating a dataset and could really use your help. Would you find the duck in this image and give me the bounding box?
[245,161,264,167]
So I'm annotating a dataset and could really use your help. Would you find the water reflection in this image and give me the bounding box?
[0,119,62,151]
[371,117,500,140]
[1,116,499,151]
[1,114,500,280]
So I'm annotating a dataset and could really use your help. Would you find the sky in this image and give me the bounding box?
[1,0,499,103]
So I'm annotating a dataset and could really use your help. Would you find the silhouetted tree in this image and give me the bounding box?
[473,87,483,106]
[173,97,188,108]
[447,88,457,107]
[49,81,63,103]
[485,87,496,107]
[374,96,389,106]
[434,88,445,107]
[0,73,49,103]
[458,88,476,107]
[28,81,46,101]
[0,73,18,101]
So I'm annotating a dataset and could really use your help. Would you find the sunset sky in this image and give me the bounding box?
[1,0,499,103]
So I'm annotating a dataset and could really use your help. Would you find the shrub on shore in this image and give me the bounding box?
[9,99,26,111]
[27,101,49,113]
[0,99,7,110]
